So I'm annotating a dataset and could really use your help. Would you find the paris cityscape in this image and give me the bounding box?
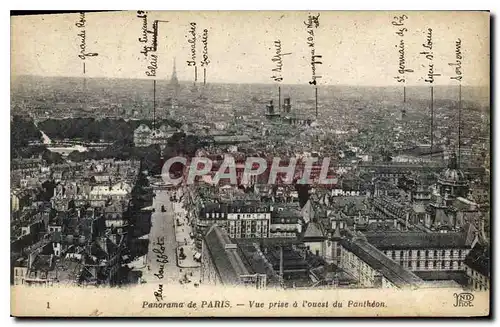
[10,71,490,291]
[10,11,490,297]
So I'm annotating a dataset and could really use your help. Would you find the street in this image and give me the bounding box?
[140,187,200,287]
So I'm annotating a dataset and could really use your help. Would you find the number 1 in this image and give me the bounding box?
[47,302,50,309]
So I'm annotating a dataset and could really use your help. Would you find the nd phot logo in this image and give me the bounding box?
[453,292,474,307]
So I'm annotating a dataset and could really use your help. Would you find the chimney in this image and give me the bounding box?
[28,252,36,269]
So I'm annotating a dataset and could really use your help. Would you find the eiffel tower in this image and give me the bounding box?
[169,58,180,116]
[170,58,179,86]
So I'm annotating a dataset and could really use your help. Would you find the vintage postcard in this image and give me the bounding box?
[10,10,490,317]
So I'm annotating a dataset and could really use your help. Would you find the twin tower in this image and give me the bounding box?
[266,97,292,117]
[266,85,292,119]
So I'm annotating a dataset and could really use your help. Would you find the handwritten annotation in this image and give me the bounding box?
[392,14,413,83]
[304,14,322,85]
[76,12,98,60]
[271,40,291,82]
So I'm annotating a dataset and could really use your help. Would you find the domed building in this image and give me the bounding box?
[437,153,469,200]
[424,153,472,231]
[133,124,178,147]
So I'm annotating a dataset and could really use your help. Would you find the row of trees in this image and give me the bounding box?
[38,118,182,143]
[11,116,206,174]
[67,132,209,175]
[11,143,64,165]
[11,115,41,148]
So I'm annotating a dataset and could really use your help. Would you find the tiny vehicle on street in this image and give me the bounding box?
[161,205,166,212]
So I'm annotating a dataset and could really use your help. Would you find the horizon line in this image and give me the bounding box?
[11,74,490,89]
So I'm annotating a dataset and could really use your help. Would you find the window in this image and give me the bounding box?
[434,250,438,257]
[442,250,445,256]
[417,250,420,258]
[442,260,445,267]
[433,261,436,268]
[416,261,420,268]
[458,250,462,258]
[424,261,428,268]
[409,250,412,257]
[392,252,396,260]
[425,250,429,257]
[400,251,404,257]
[408,261,412,269]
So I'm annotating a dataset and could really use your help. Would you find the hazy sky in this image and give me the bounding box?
[11,11,489,86]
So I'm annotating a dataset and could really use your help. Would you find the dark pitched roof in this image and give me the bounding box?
[90,237,119,259]
[203,225,251,285]
[414,270,469,286]
[237,243,279,285]
[302,221,326,240]
[262,245,308,272]
[51,231,62,243]
[90,242,108,260]
[365,231,472,250]
[340,238,423,288]
[464,242,490,277]
[31,254,55,272]
[366,221,399,232]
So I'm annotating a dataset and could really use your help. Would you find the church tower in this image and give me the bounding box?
[424,152,470,231]
[437,152,469,202]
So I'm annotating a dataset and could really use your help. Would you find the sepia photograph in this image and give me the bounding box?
[9,10,490,317]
